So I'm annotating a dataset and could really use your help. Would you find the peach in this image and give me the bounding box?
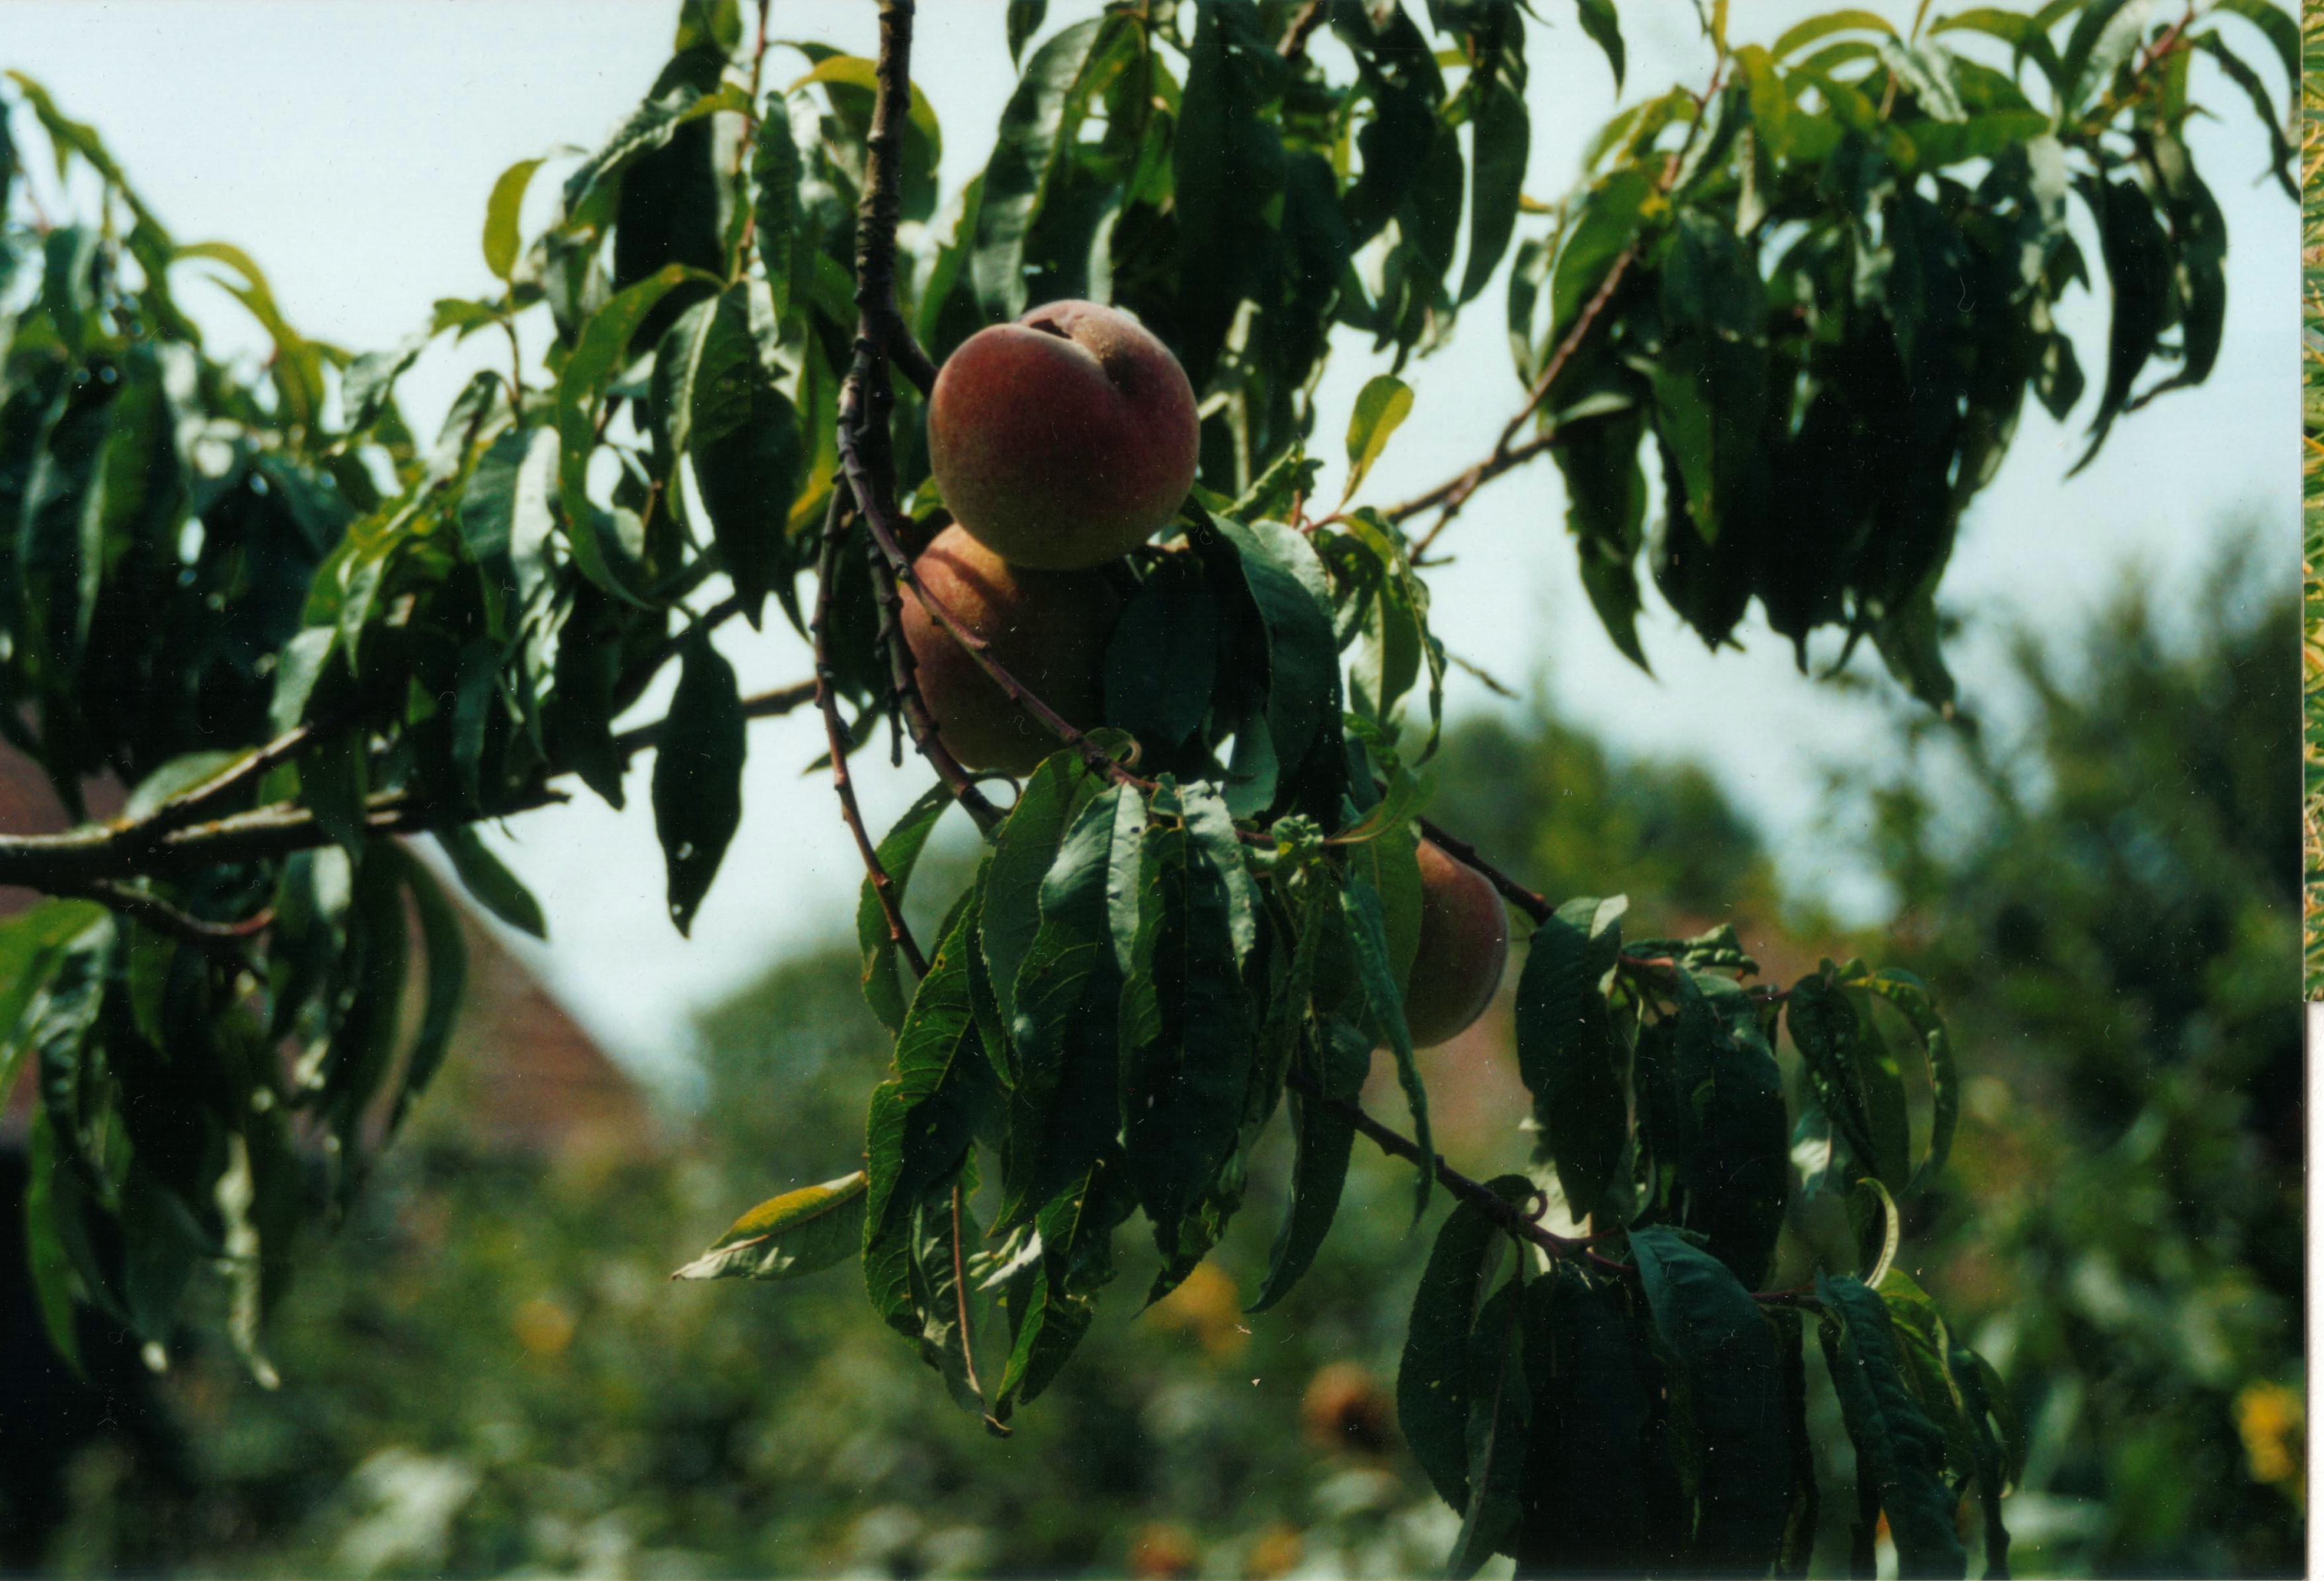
[926,300,1200,570]
[898,523,1121,775]
[1403,840,1510,1048]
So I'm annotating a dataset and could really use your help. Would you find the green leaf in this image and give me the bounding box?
[1001,788,1141,1226]
[2210,0,2298,87]
[1514,1267,1659,1572]
[433,823,547,940]
[866,898,1001,1239]
[1005,0,1048,65]
[750,102,799,323]
[24,1108,83,1370]
[483,156,545,282]
[1551,409,1651,671]
[1459,79,1529,306]
[1817,1275,1969,1578]
[561,79,747,220]
[1102,555,1221,755]
[1629,1225,1791,1573]
[1448,1275,1530,1578]
[978,758,1095,1039]
[0,900,109,1112]
[1341,374,1414,504]
[970,17,1117,320]
[2187,32,2297,203]
[2059,0,2148,110]
[387,848,467,1136]
[1770,9,1896,62]
[1901,109,2051,168]
[1857,967,1957,1195]
[1248,1017,1370,1313]
[1571,0,1625,88]
[1337,869,1431,1219]
[991,1156,1132,1421]
[1513,896,1627,1223]
[555,262,719,601]
[1671,974,1789,1289]
[850,788,950,1033]
[651,632,747,936]
[1214,516,1339,800]
[673,1171,869,1281]
[686,284,804,618]
[1119,778,1254,1249]
[1398,1174,1530,1510]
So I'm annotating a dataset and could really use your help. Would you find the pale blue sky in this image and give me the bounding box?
[4,3,2296,1086]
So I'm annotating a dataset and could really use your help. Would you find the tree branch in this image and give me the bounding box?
[813,488,929,978]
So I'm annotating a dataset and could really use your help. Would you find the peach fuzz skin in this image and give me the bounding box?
[898,523,1122,776]
[926,300,1199,572]
[1403,840,1510,1048]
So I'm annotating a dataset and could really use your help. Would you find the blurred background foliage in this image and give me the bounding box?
[3,545,2296,1578]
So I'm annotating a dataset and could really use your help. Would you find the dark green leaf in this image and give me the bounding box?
[751,102,799,322]
[1571,0,1625,88]
[1398,1174,1529,1510]
[1817,1275,1968,1579]
[866,898,1001,1238]
[1449,1276,1529,1578]
[1459,78,1529,307]
[686,285,803,618]
[1248,1017,1369,1312]
[1513,1267,1660,1573]
[1102,556,1220,756]
[1337,867,1431,1218]
[991,1155,1133,1421]
[1119,778,1254,1249]
[434,823,547,939]
[1629,1225,1791,1573]
[854,786,952,1032]
[972,17,1116,320]
[1513,896,1626,1222]
[1005,0,1047,65]
[387,847,467,1135]
[651,632,747,936]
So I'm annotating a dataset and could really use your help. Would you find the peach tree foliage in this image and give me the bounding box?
[0,0,2293,1574]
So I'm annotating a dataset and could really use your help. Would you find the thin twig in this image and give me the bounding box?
[58,881,274,951]
[119,723,318,845]
[1278,0,1327,61]
[812,488,928,978]
[1414,815,1552,924]
[1394,244,1637,553]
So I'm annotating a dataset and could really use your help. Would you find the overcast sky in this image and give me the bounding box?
[3,2,2296,1091]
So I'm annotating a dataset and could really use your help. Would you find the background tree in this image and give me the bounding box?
[0,1,2296,1575]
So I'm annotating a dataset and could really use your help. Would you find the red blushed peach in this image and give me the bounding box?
[898,523,1121,775]
[926,300,1199,571]
[1403,840,1510,1048]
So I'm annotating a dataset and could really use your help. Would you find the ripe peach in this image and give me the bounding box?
[1403,840,1510,1048]
[926,300,1200,571]
[898,523,1121,775]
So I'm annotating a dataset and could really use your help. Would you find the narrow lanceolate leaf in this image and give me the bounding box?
[1629,1226,1791,1574]
[1337,868,1431,1218]
[750,103,799,323]
[1817,1275,1969,1579]
[1459,78,1529,305]
[1857,967,1958,1195]
[389,849,468,1137]
[2071,174,2170,473]
[686,283,803,618]
[1119,778,1254,1250]
[857,784,952,1034]
[1398,1174,1530,1511]
[673,1172,869,1281]
[972,17,1114,320]
[1513,896,1626,1223]
[866,900,1001,1238]
[1248,1016,1369,1313]
[1341,374,1413,504]
[0,900,110,1108]
[991,1157,1133,1422]
[651,633,747,936]
[434,824,547,939]
[1448,1276,1530,1578]
[555,263,718,599]
[482,156,545,281]
[1002,787,1140,1226]
[1672,974,1789,1289]
[1514,1268,1660,1573]
[981,755,1099,1035]
[1571,0,1625,87]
